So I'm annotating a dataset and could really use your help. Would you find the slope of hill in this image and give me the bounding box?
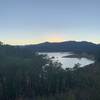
[24,41,100,55]
[0,42,100,100]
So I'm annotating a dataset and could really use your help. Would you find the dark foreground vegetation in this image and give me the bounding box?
[0,41,100,100]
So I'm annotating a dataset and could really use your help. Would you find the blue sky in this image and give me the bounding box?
[0,0,100,45]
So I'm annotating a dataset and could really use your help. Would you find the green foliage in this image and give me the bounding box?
[0,43,100,100]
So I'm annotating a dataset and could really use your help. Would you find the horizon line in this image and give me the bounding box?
[1,40,100,46]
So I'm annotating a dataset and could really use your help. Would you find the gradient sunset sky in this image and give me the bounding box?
[0,0,100,45]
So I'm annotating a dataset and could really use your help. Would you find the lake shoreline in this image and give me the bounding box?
[62,53,95,61]
[39,52,95,68]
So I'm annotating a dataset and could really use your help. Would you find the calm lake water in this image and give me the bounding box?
[39,52,94,69]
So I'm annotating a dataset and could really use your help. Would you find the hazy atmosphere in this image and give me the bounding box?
[0,0,100,100]
[0,0,100,45]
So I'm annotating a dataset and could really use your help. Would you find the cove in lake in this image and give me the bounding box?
[39,52,94,69]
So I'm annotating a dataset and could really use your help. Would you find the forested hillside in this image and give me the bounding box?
[24,41,100,54]
[0,42,100,100]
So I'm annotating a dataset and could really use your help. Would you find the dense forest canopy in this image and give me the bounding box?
[0,42,100,100]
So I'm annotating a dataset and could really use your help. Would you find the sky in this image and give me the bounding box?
[0,0,100,45]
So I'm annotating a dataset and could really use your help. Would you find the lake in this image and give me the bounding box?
[39,52,94,69]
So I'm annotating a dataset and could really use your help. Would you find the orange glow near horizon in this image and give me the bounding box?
[1,34,100,45]
[47,36,65,42]
[2,38,100,45]
[1,36,65,45]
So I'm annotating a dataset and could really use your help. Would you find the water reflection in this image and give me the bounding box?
[39,52,94,69]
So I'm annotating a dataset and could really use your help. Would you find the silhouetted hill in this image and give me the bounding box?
[24,41,100,54]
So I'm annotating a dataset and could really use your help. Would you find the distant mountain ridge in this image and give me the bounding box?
[24,41,100,54]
